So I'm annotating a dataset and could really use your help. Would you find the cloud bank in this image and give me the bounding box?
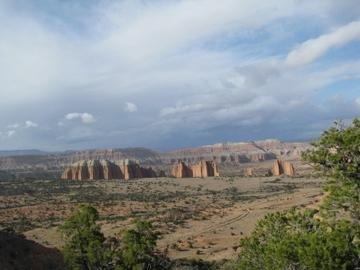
[0,0,359,150]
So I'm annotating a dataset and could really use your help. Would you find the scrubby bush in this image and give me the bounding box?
[60,205,165,270]
[233,209,359,270]
[121,220,159,269]
[302,119,360,220]
[60,204,108,270]
[228,118,360,270]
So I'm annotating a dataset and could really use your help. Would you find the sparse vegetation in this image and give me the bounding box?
[0,173,325,268]
[228,119,360,269]
[60,204,166,270]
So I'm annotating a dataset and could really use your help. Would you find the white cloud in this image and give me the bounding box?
[7,123,20,129]
[7,121,38,129]
[65,113,95,124]
[0,1,359,149]
[7,130,16,137]
[160,103,205,117]
[25,120,38,128]
[124,102,138,113]
[286,20,360,67]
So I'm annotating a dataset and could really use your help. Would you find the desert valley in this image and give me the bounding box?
[0,139,326,268]
[1,1,359,269]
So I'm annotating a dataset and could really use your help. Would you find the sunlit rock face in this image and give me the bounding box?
[272,159,284,176]
[171,160,219,178]
[244,167,254,177]
[283,161,295,176]
[171,160,193,178]
[271,159,295,176]
[61,159,157,180]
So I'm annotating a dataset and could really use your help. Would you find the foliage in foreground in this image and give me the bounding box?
[60,205,106,270]
[302,119,360,220]
[60,204,163,270]
[228,209,359,270]
[226,118,360,270]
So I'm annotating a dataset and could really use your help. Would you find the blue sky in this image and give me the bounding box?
[0,0,359,151]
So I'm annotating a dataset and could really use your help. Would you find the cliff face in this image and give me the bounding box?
[61,159,157,180]
[0,140,310,173]
[271,160,295,176]
[171,161,193,178]
[283,161,295,176]
[171,160,219,178]
[272,160,284,176]
[162,139,310,165]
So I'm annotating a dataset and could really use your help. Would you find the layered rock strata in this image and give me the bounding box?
[61,159,157,180]
[171,161,193,178]
[271,160,295,176]
[171,160,219,178]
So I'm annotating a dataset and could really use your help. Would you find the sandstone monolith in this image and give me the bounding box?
[244,167,254,177]
[61,159,157,180]
[271,159,284,176]
[171,161,193,178]
[283,161,295,176]
[171,160,219,178]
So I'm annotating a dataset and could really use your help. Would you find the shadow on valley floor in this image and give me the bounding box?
[0,230,65,270]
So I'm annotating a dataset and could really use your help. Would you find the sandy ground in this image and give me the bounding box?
[0,176,324,262]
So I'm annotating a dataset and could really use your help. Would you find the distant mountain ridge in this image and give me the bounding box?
[0,149,49,157]
[161,139,310,164]
[0,140,311,171]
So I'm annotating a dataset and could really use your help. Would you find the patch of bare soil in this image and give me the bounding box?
[0,176,324,262]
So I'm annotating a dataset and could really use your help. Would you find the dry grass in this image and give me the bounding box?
[0,175,324,262]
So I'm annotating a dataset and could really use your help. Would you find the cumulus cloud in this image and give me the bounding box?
[0,0,359,150]
[6,121,38,129]
[124,102,138,113]
[25,120,38,128]
[65,113,95,124]
[286,20,360,67]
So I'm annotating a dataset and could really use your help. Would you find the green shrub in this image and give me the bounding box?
[121,220,159,270]
[233,209,359,270]
[229,118,360,270]
[59,204,108,270]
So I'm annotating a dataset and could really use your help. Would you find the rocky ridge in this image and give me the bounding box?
[162,139,309,165]
[0,140,310,175]
[61,159,158,180]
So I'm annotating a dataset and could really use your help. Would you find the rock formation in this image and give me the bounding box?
[283,161,295,176]
[171,161,193,178]
[61,159,157,180]
[244,167,254,177]
[271,160,295,176]
[0,140,310,175]
[171,160,219,178]
[272,160,284,176]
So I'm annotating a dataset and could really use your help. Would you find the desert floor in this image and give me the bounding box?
[0,175,324,262]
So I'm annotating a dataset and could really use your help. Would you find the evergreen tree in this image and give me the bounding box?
[60,204,107,270]
[228,118,360,270]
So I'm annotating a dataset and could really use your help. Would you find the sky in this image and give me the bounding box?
[0,0,359,151]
